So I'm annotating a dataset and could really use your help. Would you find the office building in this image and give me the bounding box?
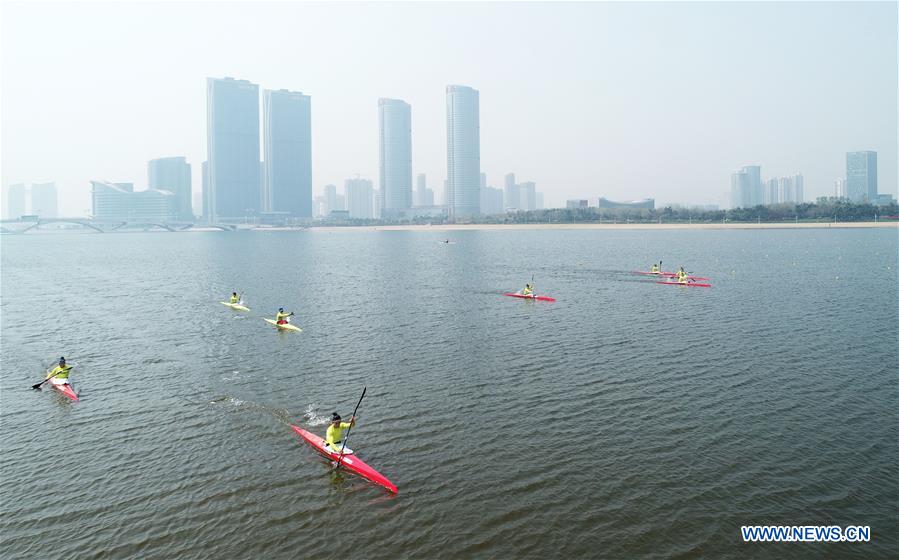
[846,151,877,202]
[566,200,589,209]
[148,157,192,220]
[730,171,751,209]
[740,165,763,206]
[206,77,261,221]
[446,85,480,216]
[345,177,374,219]
[378,98,412,214]
[263,89,312,217]
[30,182,58,218]
[91,181,177,222]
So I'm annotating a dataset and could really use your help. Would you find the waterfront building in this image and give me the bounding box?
[263,89,312,217]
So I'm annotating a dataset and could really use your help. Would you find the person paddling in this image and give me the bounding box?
[650,263,660,273]
[675,267,688,283]
[275,307,294,325]
[325,412,356,454]
[229,292,241,304]
[45,357,73,387]
[521,283,534,296]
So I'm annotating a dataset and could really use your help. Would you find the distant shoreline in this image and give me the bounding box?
[307,221,898,233]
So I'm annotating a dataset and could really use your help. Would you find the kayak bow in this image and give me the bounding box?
[504,292,556,302]
[290,425,397,493]
[220,301,250,312]
[264,318,302,332]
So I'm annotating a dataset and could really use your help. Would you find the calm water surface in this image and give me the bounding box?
[2,228,897,559]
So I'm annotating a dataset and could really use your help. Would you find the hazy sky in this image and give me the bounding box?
[2,1,896,215]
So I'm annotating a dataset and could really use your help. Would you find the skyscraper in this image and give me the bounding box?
[779,176,795,203]
[31,182,58,218]
[846,151,877,202]
[503,173,519,210]
[379,98,412,215]
[206,77,260,221]
[201,161,210,219]
[148,157,192,220]
[793,173,804,204]
[766,178,779,205]
[730,171,751,209]
[264,89,312,217]
[345,177,374,219]
[5,183,26,218]
[414,174,435,207]
[446,85,480,216]
[741,165,763,206]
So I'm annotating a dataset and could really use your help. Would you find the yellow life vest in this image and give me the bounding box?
[47,365,72,380]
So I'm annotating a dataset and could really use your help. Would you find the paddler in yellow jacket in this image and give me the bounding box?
[675,267,688,283]
[521,283,534,296]
[275,307,294,325]
[46,357,73,386]
[229,292,241,304]
[650,263,660,273]
[325,412,356,454]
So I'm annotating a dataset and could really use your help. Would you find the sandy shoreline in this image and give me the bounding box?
[308,221,898,233]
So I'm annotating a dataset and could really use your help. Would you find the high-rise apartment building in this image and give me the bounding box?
[503,173,519,210]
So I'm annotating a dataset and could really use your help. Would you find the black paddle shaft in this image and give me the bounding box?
[32,368,65,390]
[334,386,367,470]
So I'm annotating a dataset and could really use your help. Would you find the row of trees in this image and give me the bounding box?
[312,199,898,227]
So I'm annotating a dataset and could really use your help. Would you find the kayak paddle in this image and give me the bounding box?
[32,368,64,390]
[333,386,367,472]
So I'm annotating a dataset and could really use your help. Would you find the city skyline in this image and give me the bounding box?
[2,2,897,216]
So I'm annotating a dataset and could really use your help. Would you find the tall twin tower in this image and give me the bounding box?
[205,77,311,221]
[205,77,482,222]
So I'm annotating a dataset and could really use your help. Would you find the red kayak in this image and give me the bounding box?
[504,293,557,302]
[291,426,397,494]
[655,281,712,288]
[633,271,709,281]
[52,383,79,401]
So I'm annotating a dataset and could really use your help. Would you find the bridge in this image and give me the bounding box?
[0,218,237,234]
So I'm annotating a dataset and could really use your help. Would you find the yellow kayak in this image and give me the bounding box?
[220,301,250,312]
[264,318,302,332]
